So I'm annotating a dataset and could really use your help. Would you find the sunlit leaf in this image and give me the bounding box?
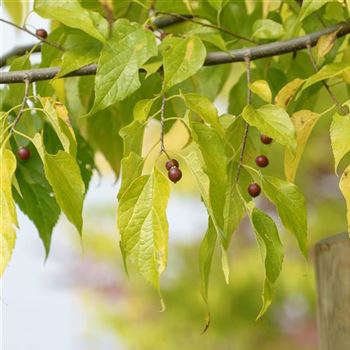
[253,19,284,39]
[0,149,18,276]
[249,80,272,103]
[285,110,320,182]
[163,36,206,90]
[299,0,333,21]
[330,113,350,174]
[262,176,308,258]
[242,104,296,150]
[275,78,304,109]
[339,165,350,234]
[118,167,170,289]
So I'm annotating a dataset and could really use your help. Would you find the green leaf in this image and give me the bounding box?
[14,150,60,256]
[223,161,245,249]
[34,0,107,42]
[57,30,102,78]
[199,218,217,304]
[0,149,18,276]
[339,165,350,234]
[249,80,272,103]
[191,123,227,238]
[39,97,77,157]
[299,0,332,21]
[253,19,284,40]
[248,207,283,319]
[207,0,228,11]
[285,110,320,182]
[117,167,170,289]
[163,36,206,90]
[133,98,156,121]
[300,63,350,92]
[118,152,144,200]
[90,19,157,114]
[3,0,28,25]
[330,113,350,174]
[44,150,85,234]
[183,93,224,135]
[119,120,146,157]
[87,108,124,177]
[262,176,308,258]
[242,104,296,150]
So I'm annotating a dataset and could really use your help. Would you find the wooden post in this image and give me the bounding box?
[315,233,350,350]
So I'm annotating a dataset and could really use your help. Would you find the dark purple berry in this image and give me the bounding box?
[165,159,179,171]
[255,155,269,168]
[17,147,31,160]
[260,134,273,144]
[36,28,48,39]
[168,166,182,183]
[248,183,261,198]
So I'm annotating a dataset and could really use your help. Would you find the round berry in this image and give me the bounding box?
[255,155,269,168]
[260,134,273,144]
[165,159,179,171]
[248,183,261,198]
[35,28,48,39]
[168,166,182,183]
[17,147,31,161]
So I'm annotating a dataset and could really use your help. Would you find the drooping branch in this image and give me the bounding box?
[0,20,349,84]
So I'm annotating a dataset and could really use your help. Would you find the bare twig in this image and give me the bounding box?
[1,20,349,84]
[11,78,31,132]
[155,11,257,44]
[160,93,170,158]
[0,18,63,51]
[235,55,252,184]
[306,44,348,115]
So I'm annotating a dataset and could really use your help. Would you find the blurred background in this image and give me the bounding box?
[1,2,349,350]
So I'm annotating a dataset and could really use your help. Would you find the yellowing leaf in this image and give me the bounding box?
[163,36,206,90]
[339,165,350,234]
[118,168,170,289]
[275,78,304,108]
[0,149,18,276]
[133,98,156,121]
[285,110,320,182]
[316,30,339,61]
[249,80,272,103]
[330,113,350,174]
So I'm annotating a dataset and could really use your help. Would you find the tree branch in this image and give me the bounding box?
[0,44,41,68]
[1,20,349,84]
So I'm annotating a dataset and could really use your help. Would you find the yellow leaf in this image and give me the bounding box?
[249,80,272,103]
[0,149,18,276]
[316,30,339,61]
[285,110,319,182]
[275,78,304,108]
[339,165,350,235]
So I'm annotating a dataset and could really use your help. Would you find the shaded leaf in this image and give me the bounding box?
[120,120,146,157]
[253,19,284,39]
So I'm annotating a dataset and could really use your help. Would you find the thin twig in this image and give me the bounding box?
[306,44,348,115]
[0,18,64,51]
[160,93,170,158]
[1,20,349,84]
[11,78,31,132]
[156,11,256,44]
[235,55,252,184]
